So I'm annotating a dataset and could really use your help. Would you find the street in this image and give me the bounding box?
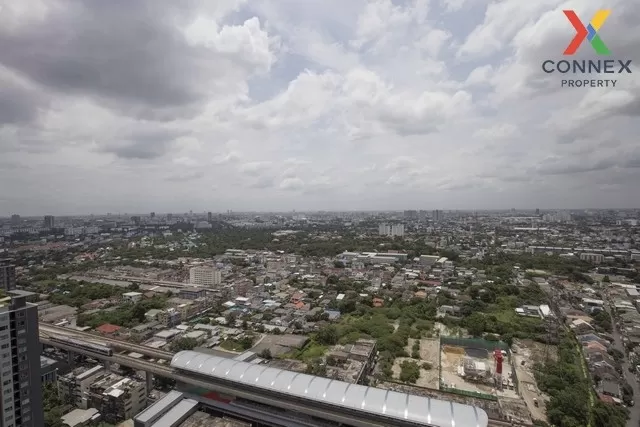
[603,291,640,427]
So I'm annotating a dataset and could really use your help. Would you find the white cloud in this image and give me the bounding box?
[1,0,639,214]
[279,177,305,190]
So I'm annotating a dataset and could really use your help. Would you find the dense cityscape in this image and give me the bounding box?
[0,209,639,426]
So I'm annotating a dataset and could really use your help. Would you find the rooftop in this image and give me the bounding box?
[171,350,488,427]
[96,323,121,334]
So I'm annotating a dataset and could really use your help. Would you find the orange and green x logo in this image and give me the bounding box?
[563,10,611,55]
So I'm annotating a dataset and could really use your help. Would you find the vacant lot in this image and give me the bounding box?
[391,338,439,389]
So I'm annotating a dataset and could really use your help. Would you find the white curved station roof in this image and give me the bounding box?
[171,350,489,427]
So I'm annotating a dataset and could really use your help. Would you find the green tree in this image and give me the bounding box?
[170,337,198,352]
[225,311,238,326]
[316,325,339,345]
[465,313,486,337]
[399,360,420,383]
[259,348,273,359]
[592,401,628,427]
[43,382,65,427]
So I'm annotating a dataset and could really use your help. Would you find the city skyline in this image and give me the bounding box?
[3,207,640,218]
[0,1,639,214]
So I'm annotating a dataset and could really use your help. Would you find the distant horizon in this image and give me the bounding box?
[3,207,640,219]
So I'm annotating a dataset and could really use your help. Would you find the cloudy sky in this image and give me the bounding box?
[1,0,639,215]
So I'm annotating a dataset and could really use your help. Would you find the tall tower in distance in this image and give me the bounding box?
[9,215,20,227]
[43,215,55,229]
[0,259,16,292]
[0,290,44,426]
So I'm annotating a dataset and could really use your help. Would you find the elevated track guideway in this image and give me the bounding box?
[42,335,490,427]
[39,323,174,360]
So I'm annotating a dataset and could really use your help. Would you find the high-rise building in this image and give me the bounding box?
[378,223,405,237]
[390,224,405,237]
[403,210,417,220]
[0,259,16,292]
[43,215,55,229]
[9,215,20,227]
[207,212,213,223]
[149,212,155,219]
[378,223,390,236]
[0,290,44,427]
[189,266,222,287]
[432,210,443,222]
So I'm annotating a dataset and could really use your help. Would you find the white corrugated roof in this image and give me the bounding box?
[170,350,488,427]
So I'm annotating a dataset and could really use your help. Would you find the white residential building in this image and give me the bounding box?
[122,291,143,303]
[580,253,605,264]
[391,224,405,237]
[379,223,405,237]
[189,266,222,287]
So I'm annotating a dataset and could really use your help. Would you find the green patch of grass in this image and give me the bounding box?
[219,340,245,352]
[492,309,519,323]
[282,341,327,361]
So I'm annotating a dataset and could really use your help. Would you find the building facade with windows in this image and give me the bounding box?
[0,259,16,292]
[189,266,221,287]
[0,290,43,427]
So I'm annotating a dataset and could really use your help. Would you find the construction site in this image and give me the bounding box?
[377,335,548,425]
[438,337,532,424]
[440,340,518,398]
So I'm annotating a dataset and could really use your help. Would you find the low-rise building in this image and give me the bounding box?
[61,408,101,427]
[178,287,207,300]
[122,292,143,303]
[87,374,147,424]
[41,355,60,385]
[157,308,181,327]
[59,365,106,408]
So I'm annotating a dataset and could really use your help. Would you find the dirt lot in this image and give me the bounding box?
[392,338,440,389]
[511,339,555,422]
[440,345,496,395]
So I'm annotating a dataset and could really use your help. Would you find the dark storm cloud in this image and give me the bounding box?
[0,75,44,125]
[0,1,221,120]
[622,150,640,169]
[537,158,616,175]
[101,128,188,160]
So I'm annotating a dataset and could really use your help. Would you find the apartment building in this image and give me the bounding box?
[0,290,44,427]
[378,223,405,237]
[43,216,55,229]
[157,308,181,327]
[580,253,605,264]
[189,266,221,287]
[58,365,105,409]
[87,374,147,424]
[0,259,16,292]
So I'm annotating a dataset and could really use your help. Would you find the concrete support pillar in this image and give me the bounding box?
[104,360,111,371]
[146,371,153,392]
[67,351,75,367]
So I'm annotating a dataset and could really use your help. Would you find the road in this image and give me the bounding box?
[602,289,640,427]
